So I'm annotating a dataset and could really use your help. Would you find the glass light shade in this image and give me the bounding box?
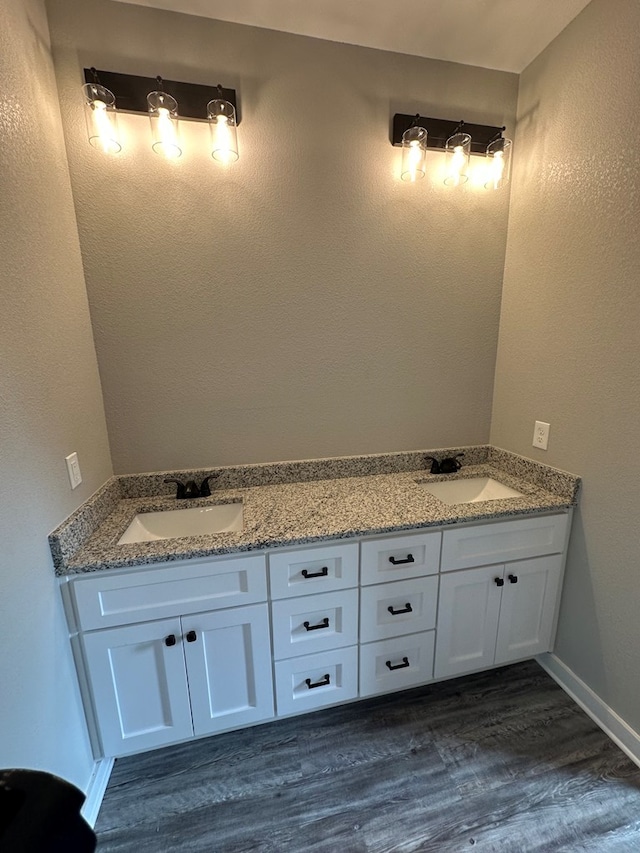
[400,125,428,182]
[485,137,512,189]
[444,131,471,186]
[207,99,239,163]
[82,83,121,154]
[147,91,181,158]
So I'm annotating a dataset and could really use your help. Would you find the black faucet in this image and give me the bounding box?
[425,453,465,475]
[164,474,219,499]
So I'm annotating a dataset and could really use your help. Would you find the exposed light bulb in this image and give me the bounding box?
[400,124,427,182]
[148,88,182,158]
[207,97,239,163]
[83,82,121,154]
[444,131,471,186]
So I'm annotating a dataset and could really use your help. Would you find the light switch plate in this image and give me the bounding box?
[65,452,83,489]
[532,421,550,451]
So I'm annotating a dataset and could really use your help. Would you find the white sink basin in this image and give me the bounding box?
[118,503,244,544]
[418,477,523,505]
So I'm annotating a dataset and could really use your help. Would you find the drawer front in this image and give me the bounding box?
[268,543,359,599]
[72,555,267,630]
[271,589,359,660]
[359,576,438,643]
[274,646,358,716]
[360,532,440,585]
[359,631,435,698]
[441,513,569,572]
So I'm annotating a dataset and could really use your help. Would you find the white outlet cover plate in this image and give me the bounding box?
[533,421,550,450]
[65,452,83,489]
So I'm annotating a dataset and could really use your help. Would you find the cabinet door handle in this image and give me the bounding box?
[387,603,413,616]
[388,554,414,565]
[508,574,518,584]
[305,674,330,689]
[494,577,505,587]
[386,657,410,671]
[164,634,177,647]
[301,566,329,579]
[303,617,330,632]
[185,630,197,643]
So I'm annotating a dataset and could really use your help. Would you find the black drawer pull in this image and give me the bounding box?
[494,577,504,587]
[386,657,410,671]
[388,603,413,616]
[301,566,329,579]
[303,617,330,632]
[508,574,518,584]
[186,630,197,643]
[389,554,414,565]
[164,634,176,647]
[305,674,330,689]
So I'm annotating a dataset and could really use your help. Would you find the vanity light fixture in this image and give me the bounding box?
[82,68,121,154]
[400,115,428,182]
[81,69,240,161]
[147,77,181,158]
[207,86,239,163]
[391,113,512,189]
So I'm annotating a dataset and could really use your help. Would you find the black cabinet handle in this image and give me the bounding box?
[387,603,413,616]
[186,630,197,643]
[494,577,505,587]
[389,554,414,566]
[305,674,330,689]
[386,657,410,671]
[301,566,329,579]
[508,574,518,584]
[303,617,330,632]
[164,634,176,647]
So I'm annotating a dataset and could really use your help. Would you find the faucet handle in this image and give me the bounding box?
[199,474,220,497]
[164,478,186,499]
[424,456,440,474]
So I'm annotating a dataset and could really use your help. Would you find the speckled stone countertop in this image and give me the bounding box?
[50,446,580,576]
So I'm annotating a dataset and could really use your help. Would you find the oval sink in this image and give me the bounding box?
[418,477,523,505]
[118,503,244,544]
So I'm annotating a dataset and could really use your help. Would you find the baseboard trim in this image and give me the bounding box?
[81,757,114,828]
[537,652,640,769]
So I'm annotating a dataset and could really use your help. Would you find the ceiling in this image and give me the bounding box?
[113,0,593,73]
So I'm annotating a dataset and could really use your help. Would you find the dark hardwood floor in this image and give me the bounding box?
[94,661,640,852]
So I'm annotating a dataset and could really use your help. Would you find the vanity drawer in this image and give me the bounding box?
[441,513,569,572]
[274,646,358,716]
[271,589,358,660]
[359,632,435,698]
[360,532,440,585]
[268,543,359,599]
[359,576,438,643]
[72,555,267,630]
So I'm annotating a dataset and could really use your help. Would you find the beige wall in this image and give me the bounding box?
[0,0,112,787]
[46,0,518,473]
[491,0,640,728]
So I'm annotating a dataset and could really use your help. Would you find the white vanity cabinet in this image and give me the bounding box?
[434,514,569,679]
[68,554,274,757]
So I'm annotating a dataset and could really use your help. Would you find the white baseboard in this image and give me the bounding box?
[81,757,114,828]
[537,652,640,769]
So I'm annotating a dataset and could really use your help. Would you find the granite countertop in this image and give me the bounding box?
[50,446,580,576]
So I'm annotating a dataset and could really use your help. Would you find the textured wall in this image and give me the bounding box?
[0,0,112,787]
[491,0,640,728]
[46,0,517,473]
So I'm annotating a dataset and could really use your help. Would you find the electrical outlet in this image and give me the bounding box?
[532,421,550,451]
[65,452,83,489]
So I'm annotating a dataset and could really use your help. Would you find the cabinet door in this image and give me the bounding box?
[434,566,503,679]
[82,619,193,757]
[494,555,563,665]
[184,604,274,736]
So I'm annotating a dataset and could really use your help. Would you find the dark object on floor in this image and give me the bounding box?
[0,768,96,852]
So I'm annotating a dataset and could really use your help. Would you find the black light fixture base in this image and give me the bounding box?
[391,114,503,154]
[84,69,239,123]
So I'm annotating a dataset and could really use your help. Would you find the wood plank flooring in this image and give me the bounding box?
[95,661,640,852]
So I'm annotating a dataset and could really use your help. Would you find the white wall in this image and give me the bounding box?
[491,0,640,730]
[46,0,518,473]
[0,0,112,789]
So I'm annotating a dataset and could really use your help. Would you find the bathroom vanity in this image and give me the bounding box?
[52,446,579,759]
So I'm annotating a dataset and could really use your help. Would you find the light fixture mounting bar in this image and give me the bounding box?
[391,114,503,154]
[83,69,240,123]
